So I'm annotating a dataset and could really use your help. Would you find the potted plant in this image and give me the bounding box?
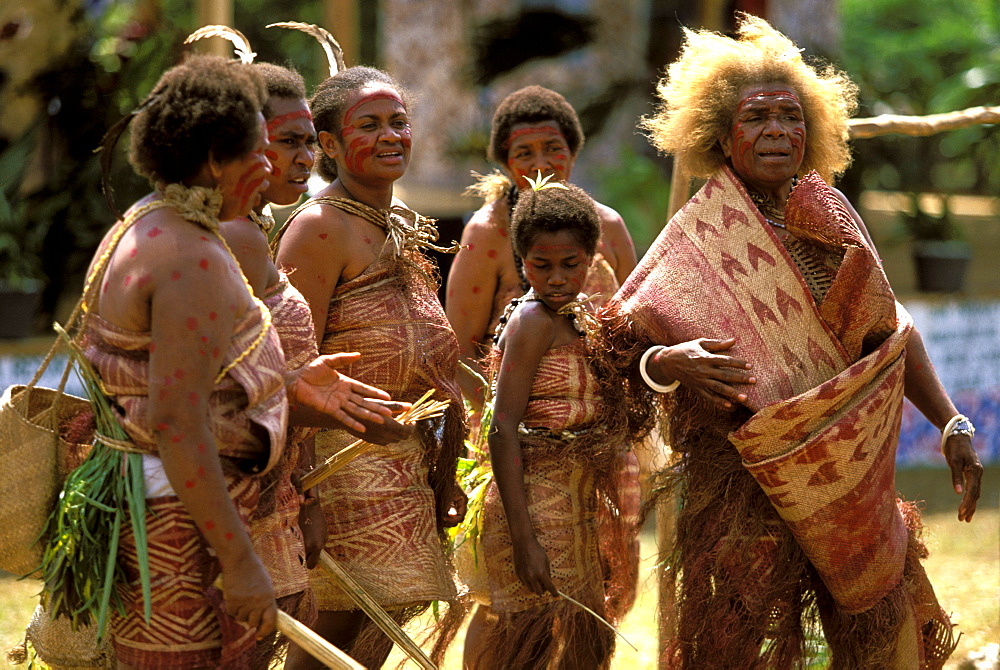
[898,193,970,293]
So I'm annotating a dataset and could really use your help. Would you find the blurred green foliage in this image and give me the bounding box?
[594,149,672,254]
[0,0,339,323]
[840,0,999,240]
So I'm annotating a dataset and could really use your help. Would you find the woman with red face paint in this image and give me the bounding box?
[216,60,412,670]
[602,14,983,669]
[478,179,638,669]
[448,86,647,661]
[272,66,467,669]
[74,55,400,669]
[446,85,637,412]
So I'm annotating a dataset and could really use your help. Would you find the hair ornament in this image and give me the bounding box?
[98,93,161,220]
[524,169,568,192]
[267,22,345,77]
[183,25,256,64]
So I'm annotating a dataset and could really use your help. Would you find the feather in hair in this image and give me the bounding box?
[267,22,345,76]
[183,25,256,64]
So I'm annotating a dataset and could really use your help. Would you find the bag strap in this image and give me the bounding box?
[23,199,168,412]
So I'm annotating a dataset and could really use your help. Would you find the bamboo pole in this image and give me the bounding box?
[325,0,359,65]
[666,161,691,222]
[213,575,363,669]
[848,105,1000,139]
[194,0,232,57]
[319,551,436,670]
[277,610,366,669]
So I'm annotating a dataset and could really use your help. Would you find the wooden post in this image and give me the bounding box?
[194,0,233,57]
[325,0,359,66]
[667,160,691,221]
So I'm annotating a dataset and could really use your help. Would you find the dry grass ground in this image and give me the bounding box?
[2,470,995,668]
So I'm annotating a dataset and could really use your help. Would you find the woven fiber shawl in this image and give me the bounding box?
[612,166,910,613]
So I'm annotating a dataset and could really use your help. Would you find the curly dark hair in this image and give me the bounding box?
[510,183,600,259]
[255,62,307,116]
[310,66,412,181]
[488,85,584,166]
[128,55,267,186]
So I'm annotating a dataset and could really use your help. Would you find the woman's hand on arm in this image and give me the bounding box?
[146,236,276,637]
[445,216,501,411]
[488,304,559,596]
[903,328,983,522]
[646,338,756,409]
[286,352,415,438]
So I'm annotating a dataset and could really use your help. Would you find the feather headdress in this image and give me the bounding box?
[183,25,256,64]
[267,22,345,77]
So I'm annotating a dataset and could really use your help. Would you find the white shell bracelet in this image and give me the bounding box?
[640,345,680,393]
[940,413,975,455]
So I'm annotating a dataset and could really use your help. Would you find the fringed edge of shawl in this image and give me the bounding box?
[477,597,616,669]
[420,401,468,535]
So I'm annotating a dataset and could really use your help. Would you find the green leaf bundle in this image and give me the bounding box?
[38,325,151,640]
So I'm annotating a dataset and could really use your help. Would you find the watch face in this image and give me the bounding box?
[954,419,974,432]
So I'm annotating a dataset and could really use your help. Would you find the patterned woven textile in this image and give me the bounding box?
[479,337,622,667]
[252,274,319,601]
[82,306,287,472]
[605,167,952,667]
[311,430,454,609]
[296,211,465,610]
[112,475,260,669]
[318,253,462,409]
[82,301,287,667]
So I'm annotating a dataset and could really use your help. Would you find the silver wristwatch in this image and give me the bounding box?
[948,417,975,440]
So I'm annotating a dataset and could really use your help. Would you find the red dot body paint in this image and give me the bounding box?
[205,520,216,531]
[487,249,498,258]
[199,258,209,270]
[147,227,162,238]
[186,317,198,331]
[170,271,181,281]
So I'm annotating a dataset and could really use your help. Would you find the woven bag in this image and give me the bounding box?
[25,603,113,669]
[0,369,92,578]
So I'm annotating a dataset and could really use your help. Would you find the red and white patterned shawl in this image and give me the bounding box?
[609,166,910,613]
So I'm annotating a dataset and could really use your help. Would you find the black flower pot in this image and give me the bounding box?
[912,240,971,293]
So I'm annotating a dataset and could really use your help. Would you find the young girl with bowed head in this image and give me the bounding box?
[481,180,635,669]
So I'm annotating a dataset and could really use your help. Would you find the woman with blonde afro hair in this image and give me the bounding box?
[641,13,857,184]
[601,12,983,670]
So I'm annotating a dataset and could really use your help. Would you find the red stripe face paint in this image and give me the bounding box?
[331,85,410,180]
[722,84,806,198]
[504,122,574,190]
[521,230,592,311]
[264,97,316,206]
[266,109,312,133]
[217,114,272,218]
